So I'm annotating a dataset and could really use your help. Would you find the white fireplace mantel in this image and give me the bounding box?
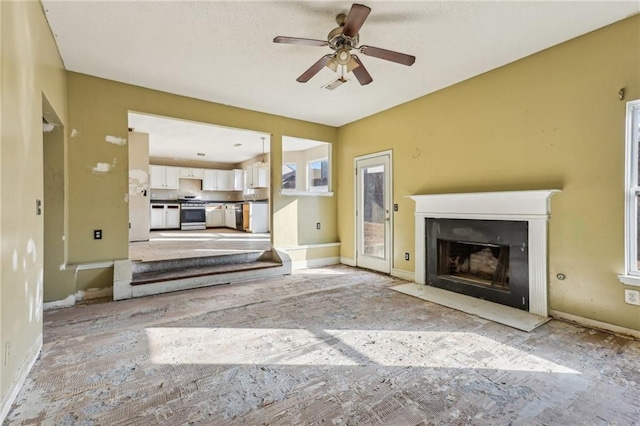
[408,190,560,317]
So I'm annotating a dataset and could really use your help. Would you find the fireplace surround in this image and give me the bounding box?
[410,190,560,317]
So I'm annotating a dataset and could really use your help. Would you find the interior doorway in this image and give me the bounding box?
[355,151,392,274]
[42,95,71,301]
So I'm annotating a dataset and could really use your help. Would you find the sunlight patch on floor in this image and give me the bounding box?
[145,327,580,374]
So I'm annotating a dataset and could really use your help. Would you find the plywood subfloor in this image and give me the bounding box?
[6,266,640,425]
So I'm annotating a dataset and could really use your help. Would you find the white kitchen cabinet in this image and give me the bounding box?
[150,203,181,229]
[246,164,269,189]
[202,169,216,191]
[165,205,180,228]
[243,202,268,233]
[179,167,203,179]
[206,205,224,227]
[150,205,165,229]
[203,169,232,191]
[149,165,179,189]
[216,170,230,191]
[224,204,236,228]
[231,169,244,191]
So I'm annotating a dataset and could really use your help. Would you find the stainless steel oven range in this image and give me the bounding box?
[179,197,206,230]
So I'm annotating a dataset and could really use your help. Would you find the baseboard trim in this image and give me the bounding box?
[340,257,356,267]
[280,242,341,251]
[391,268,415,282]
[549,309,640,340]
[0,334,42,423]
[292,257,340,270]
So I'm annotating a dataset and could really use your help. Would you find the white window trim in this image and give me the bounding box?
[619,99,640,286]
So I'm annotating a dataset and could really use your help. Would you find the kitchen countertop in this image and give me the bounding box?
[150,199,179,204]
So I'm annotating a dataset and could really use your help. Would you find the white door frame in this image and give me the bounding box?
[353,150,393,273]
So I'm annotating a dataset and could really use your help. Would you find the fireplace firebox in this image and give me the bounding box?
[426,218,529,311]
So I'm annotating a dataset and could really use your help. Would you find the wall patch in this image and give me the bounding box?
[105,135,127,146]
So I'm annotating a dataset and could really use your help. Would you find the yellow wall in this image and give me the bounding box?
[1,0,67,410]
[338,16,640,330]
[65,72,338,270]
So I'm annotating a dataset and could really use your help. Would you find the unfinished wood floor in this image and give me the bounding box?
[6,266,640,425]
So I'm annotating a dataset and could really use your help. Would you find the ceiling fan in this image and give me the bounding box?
[273,3,416,87]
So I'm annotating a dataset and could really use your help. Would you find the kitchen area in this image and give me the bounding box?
[148,165,269,233]
[127,113,272,261]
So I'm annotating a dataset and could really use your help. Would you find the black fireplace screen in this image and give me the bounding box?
[426,218,529,311]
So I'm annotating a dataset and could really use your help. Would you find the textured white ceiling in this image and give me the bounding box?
[129,113,326,163]
[129,112,270,163]
[44,1,639,127]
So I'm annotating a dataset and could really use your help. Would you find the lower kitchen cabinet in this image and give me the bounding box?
[150,204,180,229]
[243,202,268,233]
[224,204,236,228]
[206,205,224,227]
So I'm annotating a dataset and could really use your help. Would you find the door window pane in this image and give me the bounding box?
[362,164,385,258]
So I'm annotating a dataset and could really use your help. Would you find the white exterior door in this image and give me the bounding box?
[355,152,392,273]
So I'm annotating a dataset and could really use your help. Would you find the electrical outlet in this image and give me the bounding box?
[624,289,640,306]
[393,204,398,212]
[316,223,321,230]
[94,229,102,240]
[405,252,410,261]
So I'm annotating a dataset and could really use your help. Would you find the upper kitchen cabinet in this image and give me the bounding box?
[149,165,180,189]
[203,169,231,191]
[231,169,244,191]
[179,167,204,179]
[247,163,269,189]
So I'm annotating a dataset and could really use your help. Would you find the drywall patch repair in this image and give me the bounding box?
[105,135,127,146]
[43,295,75,310]
[71,129,79,138]
[92,159,117,174]
[27,238,37,263]
[76,287,113,301]
[12,249,19,271]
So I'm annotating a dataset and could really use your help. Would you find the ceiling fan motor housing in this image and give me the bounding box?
[328,14,359,50]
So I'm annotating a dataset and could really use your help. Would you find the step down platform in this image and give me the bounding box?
[114,249,291,300]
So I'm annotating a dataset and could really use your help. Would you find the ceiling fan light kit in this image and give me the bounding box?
[274,3,415,89]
